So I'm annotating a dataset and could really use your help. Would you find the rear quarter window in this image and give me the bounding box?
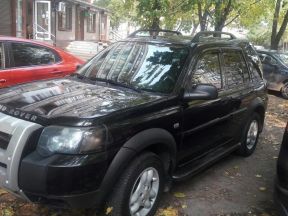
[222,50,250,88]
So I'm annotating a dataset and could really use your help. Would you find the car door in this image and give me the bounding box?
[179,49,235,164]
[260,53,278,84]
[0,42,11,88]
[7,42,64,86]
[220,48,253,141]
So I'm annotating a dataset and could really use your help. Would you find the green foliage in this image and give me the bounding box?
[94,0,135,29]
[95,0,288,48]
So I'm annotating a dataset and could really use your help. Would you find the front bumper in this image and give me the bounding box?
[19,151,109,208]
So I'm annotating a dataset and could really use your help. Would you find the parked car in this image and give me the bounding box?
[275,122,288,215]
[0,30,268,216]
[0,36,84,88]
[257,50,288,99]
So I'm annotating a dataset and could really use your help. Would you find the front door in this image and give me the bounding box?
[179,49,234,164]
[34,0,51,40]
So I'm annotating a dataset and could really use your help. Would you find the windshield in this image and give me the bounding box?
[275,53,288,65]
[77,42,189,94]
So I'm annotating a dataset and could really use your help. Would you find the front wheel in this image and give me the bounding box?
[236,113,261,157]
[106,152,165,216]
[281,82,288,99]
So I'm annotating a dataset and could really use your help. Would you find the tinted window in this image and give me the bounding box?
[276,53,288,65]
[193,52,222,89]
[78,42,189,94]
[222,50,249,88]
[11,43,59,67]
[260,54,277,65]
[250,62,262,82]
[0,43,3,69]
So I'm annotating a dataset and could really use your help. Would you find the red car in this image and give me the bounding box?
[0,36,84,88]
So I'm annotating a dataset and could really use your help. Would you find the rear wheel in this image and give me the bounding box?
[237,113,261,157]
[106,152,164,216]
[281,82,288,99]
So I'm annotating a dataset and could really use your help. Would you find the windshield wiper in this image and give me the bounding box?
[89,77,141,93]
[70,73,87,79]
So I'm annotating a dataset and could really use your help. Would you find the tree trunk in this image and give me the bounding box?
[271,0,281,50]
[151,0,160,29]
[151,18,160,30]
[191,22,199,36]
[271,0,288,50]
[198,2,209,31]
[214,0,232,32]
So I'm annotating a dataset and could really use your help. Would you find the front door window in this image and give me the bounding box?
[34,0,51,40]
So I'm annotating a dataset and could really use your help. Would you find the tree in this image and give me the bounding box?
[94,0,134,30]
[271,0,288,50]
[136,0,170,29]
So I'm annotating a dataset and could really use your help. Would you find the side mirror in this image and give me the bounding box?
[183,84,218,101]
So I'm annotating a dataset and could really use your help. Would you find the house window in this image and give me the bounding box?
[87,13,96,33]
[58,5,72,31]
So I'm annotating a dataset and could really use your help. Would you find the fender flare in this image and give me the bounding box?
[247,97,267,131]
[95,128,177,206]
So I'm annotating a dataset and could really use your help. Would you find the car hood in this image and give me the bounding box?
[0,78,162,122]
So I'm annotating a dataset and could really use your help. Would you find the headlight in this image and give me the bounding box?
[37,126,106,157]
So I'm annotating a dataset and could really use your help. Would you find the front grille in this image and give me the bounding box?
[0,162,7,168]
[0,112,42,201]
[0,131,11,150]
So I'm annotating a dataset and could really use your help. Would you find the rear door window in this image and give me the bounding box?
[222,50,250,89]
[10,42,60,67]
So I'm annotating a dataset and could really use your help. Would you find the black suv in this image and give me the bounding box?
[0,30,267,216]
[257,49,288,99]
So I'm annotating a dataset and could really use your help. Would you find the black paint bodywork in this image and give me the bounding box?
[0,36,268,208]
[257,50,288,91]
[275,122,288,216]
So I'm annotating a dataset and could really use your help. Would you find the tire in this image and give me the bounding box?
[106,152,165,216]
[281,82,288,99]
[236,113,261,157]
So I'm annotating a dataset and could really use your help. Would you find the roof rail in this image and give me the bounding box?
[128,29,182,38]
[191,31,237,42]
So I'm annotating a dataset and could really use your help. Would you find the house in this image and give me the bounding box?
[0,0,110,59]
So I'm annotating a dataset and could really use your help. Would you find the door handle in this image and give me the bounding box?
[0,79,7,83]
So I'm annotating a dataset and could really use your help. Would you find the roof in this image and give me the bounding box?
[122,30,249,48]
[119,36,249,49]
[257,49,283,54]
[120,36,193,46]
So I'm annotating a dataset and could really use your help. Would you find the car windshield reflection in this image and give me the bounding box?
[77,42,189,94]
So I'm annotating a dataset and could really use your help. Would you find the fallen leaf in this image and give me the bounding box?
[0,189,8,196]
[259,187,267,192]
[1,207,14,216]
[157,206,178,216]
[173,192,186,198]
[182,204,187,209]
[106,207,113,215]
